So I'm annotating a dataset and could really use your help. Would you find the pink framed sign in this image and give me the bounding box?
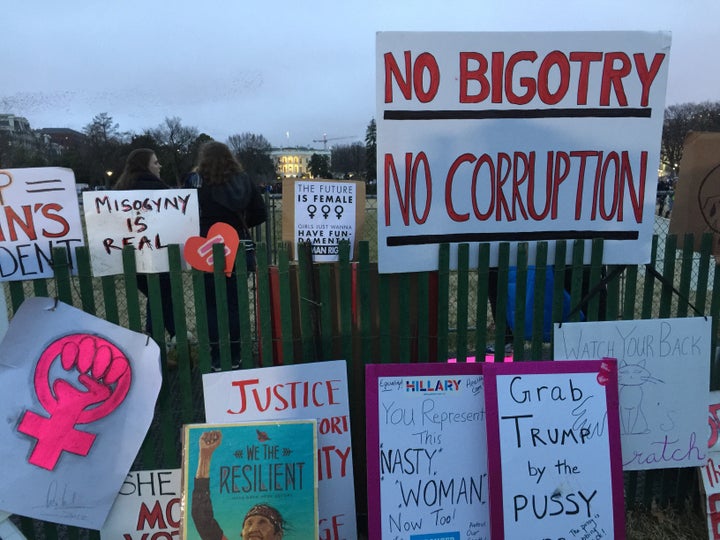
[366,362,488,540]
[484,359,625,540]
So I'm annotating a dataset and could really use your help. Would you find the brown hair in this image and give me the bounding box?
[195,141,243,186]
[114,148,156,190]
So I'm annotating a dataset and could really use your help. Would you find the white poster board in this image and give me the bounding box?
[377,31,671,273]
[294,180,358,261]
[366,363,489,540]
[101,469,180,539]
[554,317,711,470]
[83,189,199,276]
[0,298,162,529]
[0,167,84,281]
[484,360,625,540]
[202,360,357,540]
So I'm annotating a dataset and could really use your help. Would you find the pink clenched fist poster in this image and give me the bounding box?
[0,297,161,530]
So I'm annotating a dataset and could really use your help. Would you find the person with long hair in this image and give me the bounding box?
[114,148,177,340]
[190,141,267,370]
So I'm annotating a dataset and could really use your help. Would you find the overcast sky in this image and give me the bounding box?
[3,0,718,148]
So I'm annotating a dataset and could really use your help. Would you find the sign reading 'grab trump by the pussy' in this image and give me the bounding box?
[377,31,671,272]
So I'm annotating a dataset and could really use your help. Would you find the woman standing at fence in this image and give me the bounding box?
[114,148,177,340]
[191,141,267,371]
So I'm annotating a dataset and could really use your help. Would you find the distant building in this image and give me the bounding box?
[270,147,331,178]
[38,127,86,149]
[0,114,35,146]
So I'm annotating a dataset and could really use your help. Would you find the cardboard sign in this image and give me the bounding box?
[0,297,162,529]
[183,222,239,276]
[282,179,365,261]
[83,189,199,276]
[366,362,489,540]
[554,317,711,470]
[484,360,625,540]
[377,31,671,273]
[181,421,318,540]
[202,360,357,540]
[0,167,84,281]
[669,132,720,261]
[101,469,180,539]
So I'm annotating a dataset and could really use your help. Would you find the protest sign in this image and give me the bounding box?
[669,131,720,261]
[83,189,199,276]
[181,420,318,540]
[283,179,365,261]
[484,360,625,540]
[101,469,180,540]
[377,31,671,273]
[702,391,720,539]
[0,167,84,281]
[554,317,711,470]
[0,297,162,529]
[366,362,489,540]
[0,515,25,540]
[203,360,356,540]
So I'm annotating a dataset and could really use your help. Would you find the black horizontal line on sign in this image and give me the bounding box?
[386,230,639,246]
[25,188,66,193]
[383,108,652,120]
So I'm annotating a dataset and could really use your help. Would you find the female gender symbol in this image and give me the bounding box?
[17,334,132,470]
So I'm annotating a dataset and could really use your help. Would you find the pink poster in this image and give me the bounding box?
[366,362,487,540]
[484,360,625,540]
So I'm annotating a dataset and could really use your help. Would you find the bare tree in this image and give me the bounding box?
[226,132,275,184]
[662,101,720,173]
[331,142,365,179]
[148,117,200,186]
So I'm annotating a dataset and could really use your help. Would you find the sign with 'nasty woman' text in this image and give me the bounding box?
[366,362,489,540]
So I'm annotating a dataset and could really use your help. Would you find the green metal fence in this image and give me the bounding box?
[5,232,720,538]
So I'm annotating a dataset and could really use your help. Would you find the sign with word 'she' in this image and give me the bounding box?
[377,31,671,273]
[203,360,356,540]
[0,167,84,281]
[83,189,199,276]
[101,469,180,539]
[0,297,161,529]
[554,317,711,470]
[366,362,489,540]
[484,360,625,540]
[283,179,365,261]
[181,421,318,540]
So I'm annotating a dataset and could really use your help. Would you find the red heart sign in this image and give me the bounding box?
[183,222,240,277]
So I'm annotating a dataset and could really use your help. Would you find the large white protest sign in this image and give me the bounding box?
[366,363,489,540]
[83,189,199,276]
[0,297,162,529]
[484,360,625,540]
[377,31,671,273]
[554,317,711,470]
[0,167,84,281]
[101,469,181,540]
[202,360,356,540]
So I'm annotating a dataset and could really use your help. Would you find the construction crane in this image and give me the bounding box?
[312,134,357,150]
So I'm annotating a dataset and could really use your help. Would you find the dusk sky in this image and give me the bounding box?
[3,0,718,148]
